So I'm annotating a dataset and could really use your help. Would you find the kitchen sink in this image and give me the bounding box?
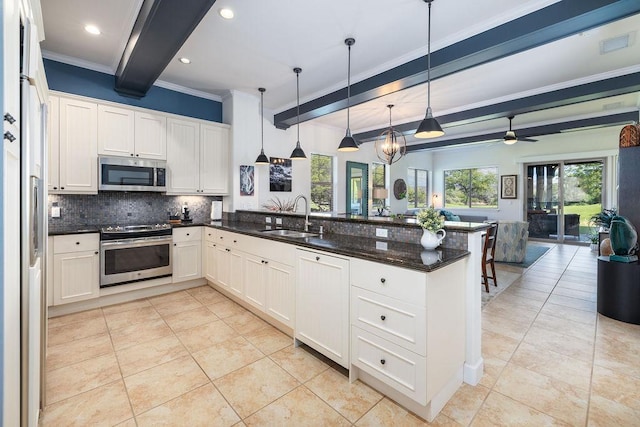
[260,229,319,238]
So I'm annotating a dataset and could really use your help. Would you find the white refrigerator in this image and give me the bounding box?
[20,17,47,427]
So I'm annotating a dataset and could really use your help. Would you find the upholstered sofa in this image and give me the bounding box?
[494,221,529,263]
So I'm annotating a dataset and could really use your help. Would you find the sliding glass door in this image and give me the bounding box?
[526,160,603,243]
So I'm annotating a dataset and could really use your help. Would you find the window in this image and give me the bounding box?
[444,167,498,208]
[407,168,428,208]
[310,154,334,212]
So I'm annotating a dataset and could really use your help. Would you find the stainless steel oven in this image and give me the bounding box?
[100,224,172,287]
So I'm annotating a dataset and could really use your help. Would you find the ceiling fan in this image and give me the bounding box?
[503,115,537,144]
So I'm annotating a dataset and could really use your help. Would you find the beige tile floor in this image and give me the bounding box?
[40,244,640,426]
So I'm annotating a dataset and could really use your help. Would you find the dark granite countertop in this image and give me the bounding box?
[48,220,470,272]
[205,221,469,273]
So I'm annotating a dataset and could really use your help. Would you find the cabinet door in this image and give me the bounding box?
[173,241,202,283]
[244,253,266,311]
[204,242,217,282]
[166,118,199,194]
[98,104,135,157]
[53,250,99,305]
[199,124,229,194]
[228,249,244,297]
[215,245,231,289]
[134,112,167,160]
[296,250,350,368]
[266,260,294,328]
[47,95,60,192]
[59,98,98,193]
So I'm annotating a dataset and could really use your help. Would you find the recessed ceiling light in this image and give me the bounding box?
[219,8,234,19]
[84,24,101,35]
[179,57,191,64]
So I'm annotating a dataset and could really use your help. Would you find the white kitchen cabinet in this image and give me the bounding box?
[172,227,202,282]
[244,253,267,310]
[134,111,167,160]
[57,97,98,193]
[97,104,135,158]
[295,248,350,368]
[203,229,218,282]
[52,234,100,305]
[166,117,229,195]
[199,123,229,194]
[349,258,467,422]
[215,243,244,297]
[166,117,199,193]
[265,259,295,328]
[47,95,60,192]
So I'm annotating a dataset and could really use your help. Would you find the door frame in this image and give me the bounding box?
[346,161,369,216]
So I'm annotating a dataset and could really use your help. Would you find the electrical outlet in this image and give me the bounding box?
[375,241,388,251]
[265,217,272,224]
[51,206,61,218]
[375,228,388,238]
[276,217,283,225]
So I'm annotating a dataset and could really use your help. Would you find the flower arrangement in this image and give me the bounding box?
[416,205,445,233]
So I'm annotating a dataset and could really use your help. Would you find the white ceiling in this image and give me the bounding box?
[40,0,640,146]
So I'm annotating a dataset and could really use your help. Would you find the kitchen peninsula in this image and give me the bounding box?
[47,209,486,422]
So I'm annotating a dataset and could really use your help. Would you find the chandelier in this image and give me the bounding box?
[375,104,406,165]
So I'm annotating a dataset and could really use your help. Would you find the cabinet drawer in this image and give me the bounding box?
[351,287,426,355]
[53,233,99,254]
[248,235,295,266]
[351,326,426,405]
[351,258,426,304]
[217,229,245,249]
[173,227,202,243]
[203,227,218,243]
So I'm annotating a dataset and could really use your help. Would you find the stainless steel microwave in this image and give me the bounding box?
[99,156,167,192]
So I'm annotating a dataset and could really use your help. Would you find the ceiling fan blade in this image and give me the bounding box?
[519,137,538,142]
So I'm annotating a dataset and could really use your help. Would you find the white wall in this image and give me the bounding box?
[427,126,620,221]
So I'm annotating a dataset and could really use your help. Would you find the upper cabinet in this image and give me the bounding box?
[48,92,228,195]
[98,106,166,160]
[55,97,98,193]
[166,117,229,195]
[134,112,167,160]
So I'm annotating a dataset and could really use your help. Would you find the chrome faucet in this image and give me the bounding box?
[294,194,311,232]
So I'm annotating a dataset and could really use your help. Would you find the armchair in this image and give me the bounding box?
[494,221,529,263]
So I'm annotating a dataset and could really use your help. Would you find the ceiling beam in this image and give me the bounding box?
[353,71,640,142]
[115,0,216,98]
[405,111,638,151]
[273,0,640,129]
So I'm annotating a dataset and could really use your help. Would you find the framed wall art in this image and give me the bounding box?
[269,157,292,192]
[239,165,254,196]
[501,174,517,199]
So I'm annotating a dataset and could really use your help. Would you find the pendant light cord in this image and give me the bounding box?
[296,70,300,142]
[427,0,432,111]
[347,43,351,131]
[260,89,264,150]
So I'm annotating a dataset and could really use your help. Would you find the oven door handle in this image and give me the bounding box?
[101,236,173,249]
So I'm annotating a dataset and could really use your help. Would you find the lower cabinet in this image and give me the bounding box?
[172,227,202,283]
[295,248,350,368]
[52,234,100,305]
[215,243,243,297]
[349,257,466,421]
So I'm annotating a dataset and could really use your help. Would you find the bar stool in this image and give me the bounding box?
[482,223,498,292]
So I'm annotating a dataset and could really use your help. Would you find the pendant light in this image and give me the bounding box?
[290,67,307,160]
[375,104,406,165]
[415,0,444,139]
[338,38,359,151]
[255,88,269,164]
